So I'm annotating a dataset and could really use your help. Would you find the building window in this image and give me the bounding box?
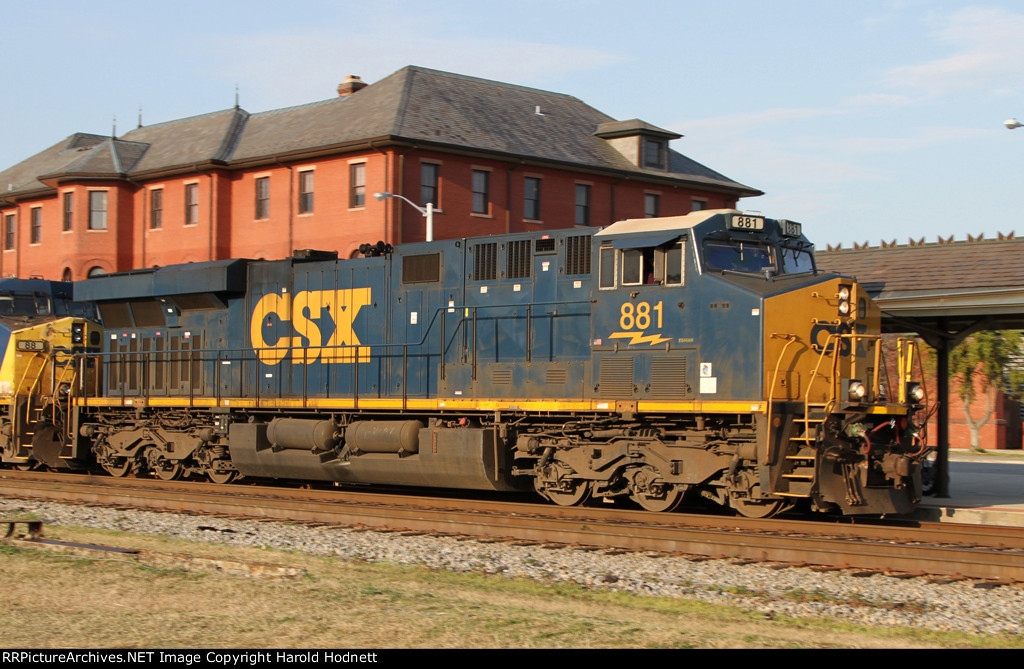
[185,183,199,225]
[349,163,365,208]
[4,214,13,249]
[62,268,72,282]
[644,193,660,218]
[691,199,706,212]
[298,171,314,214]
[150,189,163,229]
[574,184,591,226]
[88,191,108,230]
[87,266,106,278]
[62,192,73,231]
[420,163,439,207]
[524,177,541,220]
[30,208,41,244]
[643,138,667,169]
[472,170,490,215]
[254,178,269,219]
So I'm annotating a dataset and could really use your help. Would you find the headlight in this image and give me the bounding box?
[837,284,852,317]
[905,382,926,403]
[846,380,867,402]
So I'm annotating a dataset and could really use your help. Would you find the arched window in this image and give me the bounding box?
[87,266,106,278]
[61,268,72,282]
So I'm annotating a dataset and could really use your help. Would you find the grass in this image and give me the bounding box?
[0,526,1021,649]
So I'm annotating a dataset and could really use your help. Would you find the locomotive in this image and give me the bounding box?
[12,210,929,517]
[0,279,99,471]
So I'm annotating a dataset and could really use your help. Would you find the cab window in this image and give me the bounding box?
[703,240,774,273]
[779,245,815,274]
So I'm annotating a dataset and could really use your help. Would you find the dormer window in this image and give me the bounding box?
[643,138,667,170]
[594,119,680,172]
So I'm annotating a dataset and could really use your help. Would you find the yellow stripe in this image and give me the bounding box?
[76,396,770,413]
[863,405,910,415]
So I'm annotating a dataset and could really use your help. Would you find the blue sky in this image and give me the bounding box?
[3,0,1024,248]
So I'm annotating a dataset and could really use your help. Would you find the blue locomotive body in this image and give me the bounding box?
[71,210,928,516]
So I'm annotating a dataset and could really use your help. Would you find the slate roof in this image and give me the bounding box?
[0,66,759,198]
[817,237,1024,332]
[817,237,1024,295]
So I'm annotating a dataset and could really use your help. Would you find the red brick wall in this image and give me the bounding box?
[0,148,743,279]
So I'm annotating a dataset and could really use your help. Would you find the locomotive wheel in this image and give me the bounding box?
[102,459,131,477]
[628,466,685,512]
[731,496,789,519]
[728,469,792,518]
[534,478,591,506]
[152,458,183,481]
[631,485,685,512]
[207,469,237,484]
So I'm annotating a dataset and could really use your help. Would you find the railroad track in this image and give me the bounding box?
[2,470,1023,582]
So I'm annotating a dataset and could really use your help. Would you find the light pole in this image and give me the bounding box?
[373,191,434,242]
[1005,118,1024,130]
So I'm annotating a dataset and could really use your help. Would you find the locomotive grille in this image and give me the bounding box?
[545,368,568,385]
[565,235,592,275]
[598,357,635,397]
[535,238,556,254]
[650,357,692,399]
[492,369,513,385]
[402,253,441,283]
[473,243,498,281]
[506,240,532,279]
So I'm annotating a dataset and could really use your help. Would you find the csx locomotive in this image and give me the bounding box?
[4,210,929,517]
[0,279,99,471]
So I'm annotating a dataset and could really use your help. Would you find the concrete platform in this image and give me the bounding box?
[907,450,1024,526]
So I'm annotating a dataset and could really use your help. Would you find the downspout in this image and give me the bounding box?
[273,157,294,255]
[370,142,394,246]
[207,169,215,261]
[122,172,144,271]
[506,165,514,234]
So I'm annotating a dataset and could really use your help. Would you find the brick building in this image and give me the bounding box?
[0,66,760,280]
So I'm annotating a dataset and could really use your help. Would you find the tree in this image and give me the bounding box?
[949,330,1024,451]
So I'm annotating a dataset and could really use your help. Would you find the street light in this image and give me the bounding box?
[1005,118,1024,130]
[373,191,434,242]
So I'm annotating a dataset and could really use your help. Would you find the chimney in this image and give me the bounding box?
[337,75,368,97]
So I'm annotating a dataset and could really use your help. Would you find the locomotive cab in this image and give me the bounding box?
[580,210,926,515]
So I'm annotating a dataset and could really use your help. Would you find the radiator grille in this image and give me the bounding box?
[473,242,497,281]
[506,240,532,279]
[650,357,692,399]
[598,357,634,397]
[565,235,592,275]
[545,368,568,385]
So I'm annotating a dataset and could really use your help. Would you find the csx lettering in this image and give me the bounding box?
[250,288,371,365]
[810,322,852,356]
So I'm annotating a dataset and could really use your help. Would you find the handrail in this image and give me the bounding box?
[72,298,590,407]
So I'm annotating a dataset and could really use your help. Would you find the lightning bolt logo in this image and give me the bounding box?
[608,332,672,346]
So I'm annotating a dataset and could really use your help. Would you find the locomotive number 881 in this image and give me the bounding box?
[9,210,929,518]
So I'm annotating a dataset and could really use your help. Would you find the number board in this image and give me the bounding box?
[780,219,803,237]
[16,340,46,352]
[729,215,765,231]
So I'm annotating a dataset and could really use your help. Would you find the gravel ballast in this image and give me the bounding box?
[2,498,1022,637]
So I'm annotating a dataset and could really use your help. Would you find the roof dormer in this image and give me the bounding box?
[594,119,682,171]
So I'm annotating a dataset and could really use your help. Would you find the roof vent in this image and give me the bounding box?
[337,75,368,97]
